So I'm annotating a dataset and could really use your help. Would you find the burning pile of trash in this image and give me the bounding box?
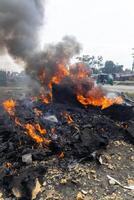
[0,63,134,199]
[0,1,134,199]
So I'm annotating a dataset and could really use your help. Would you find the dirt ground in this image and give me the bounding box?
[0,86,134,200]
[104,84,134,95]
[39,140,134,200]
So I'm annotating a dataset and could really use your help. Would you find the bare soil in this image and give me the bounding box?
[39,140,134,200]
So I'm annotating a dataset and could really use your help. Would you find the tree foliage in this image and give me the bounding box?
[76,55,103,68]
[102,60,123,74]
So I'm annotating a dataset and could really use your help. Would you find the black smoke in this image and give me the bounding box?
[26,36,81,82]
[0,0,45,61]
[0,0,81,86]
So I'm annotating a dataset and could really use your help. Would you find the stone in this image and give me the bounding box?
[12,187,22,198]
[32,178,41,200]
[76,192,84,200]
[0,193,2,198]
[43,181,47,186]
[109,179,116,185]
[81,190,88,195]
[22,153,32,164]
[60,178,67,184]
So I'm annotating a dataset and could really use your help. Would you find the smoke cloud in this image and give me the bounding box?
[0,0,81,86]
[26,36,81,81]
[0,0,45,61]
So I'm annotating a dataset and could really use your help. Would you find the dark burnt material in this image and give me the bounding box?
[0,96,134,199]
[52,82,79,106]
[102,104,134,121]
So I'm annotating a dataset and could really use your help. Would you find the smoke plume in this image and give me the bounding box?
[0,0,81,84]
[0,0,45,61]
[26,36,81,81]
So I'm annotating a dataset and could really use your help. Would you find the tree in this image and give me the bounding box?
[102,61,123,74]
[76,55,103,69]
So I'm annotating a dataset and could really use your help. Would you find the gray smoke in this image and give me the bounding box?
[26,36,81,82]
[0,0,44,61]
[0,0,81,86]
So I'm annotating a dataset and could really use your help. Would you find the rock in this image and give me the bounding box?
[45,189,61,200]
[108,179,116,185]
[130,156,134,161]
[60,178,67,184]
[90,170,96,174]
[0,193,2,198]
[88,190,93,195]
[81,190,88,195]
[43,181,47,186]
[22,153,32,164]
[12,187,22,198]
[107,163,114,170]
[76,192,84,200]
[127,179,134,187]
[32,178,41,200]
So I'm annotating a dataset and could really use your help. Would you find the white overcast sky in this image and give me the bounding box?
[0,0,134,71]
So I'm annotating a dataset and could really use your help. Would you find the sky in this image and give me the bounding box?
[0,0,134,71]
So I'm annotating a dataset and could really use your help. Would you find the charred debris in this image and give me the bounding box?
[0,82,134,199]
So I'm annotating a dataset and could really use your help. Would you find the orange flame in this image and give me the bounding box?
[70,63,90,79]
[3,99,16,116]
[49,64,69,89]
[58,152,64,159]
[25,123,50,145]
[25,123,44,143]
[39,64,70,104]
[63,112,73,124]
[15,117,22,127]
[41,92,52,104]
[35,123,47,135]
[38,63,123,108]
[77,95,123,109]
[15,117,49,145]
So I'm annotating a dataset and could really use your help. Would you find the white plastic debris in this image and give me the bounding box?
[107,175,134,190]
[22,153,32,164]
[44,115,58,123]
[98,156,103,165]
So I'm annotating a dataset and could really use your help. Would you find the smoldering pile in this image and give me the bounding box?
[0,1,134,199]
[0,94,134,199]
